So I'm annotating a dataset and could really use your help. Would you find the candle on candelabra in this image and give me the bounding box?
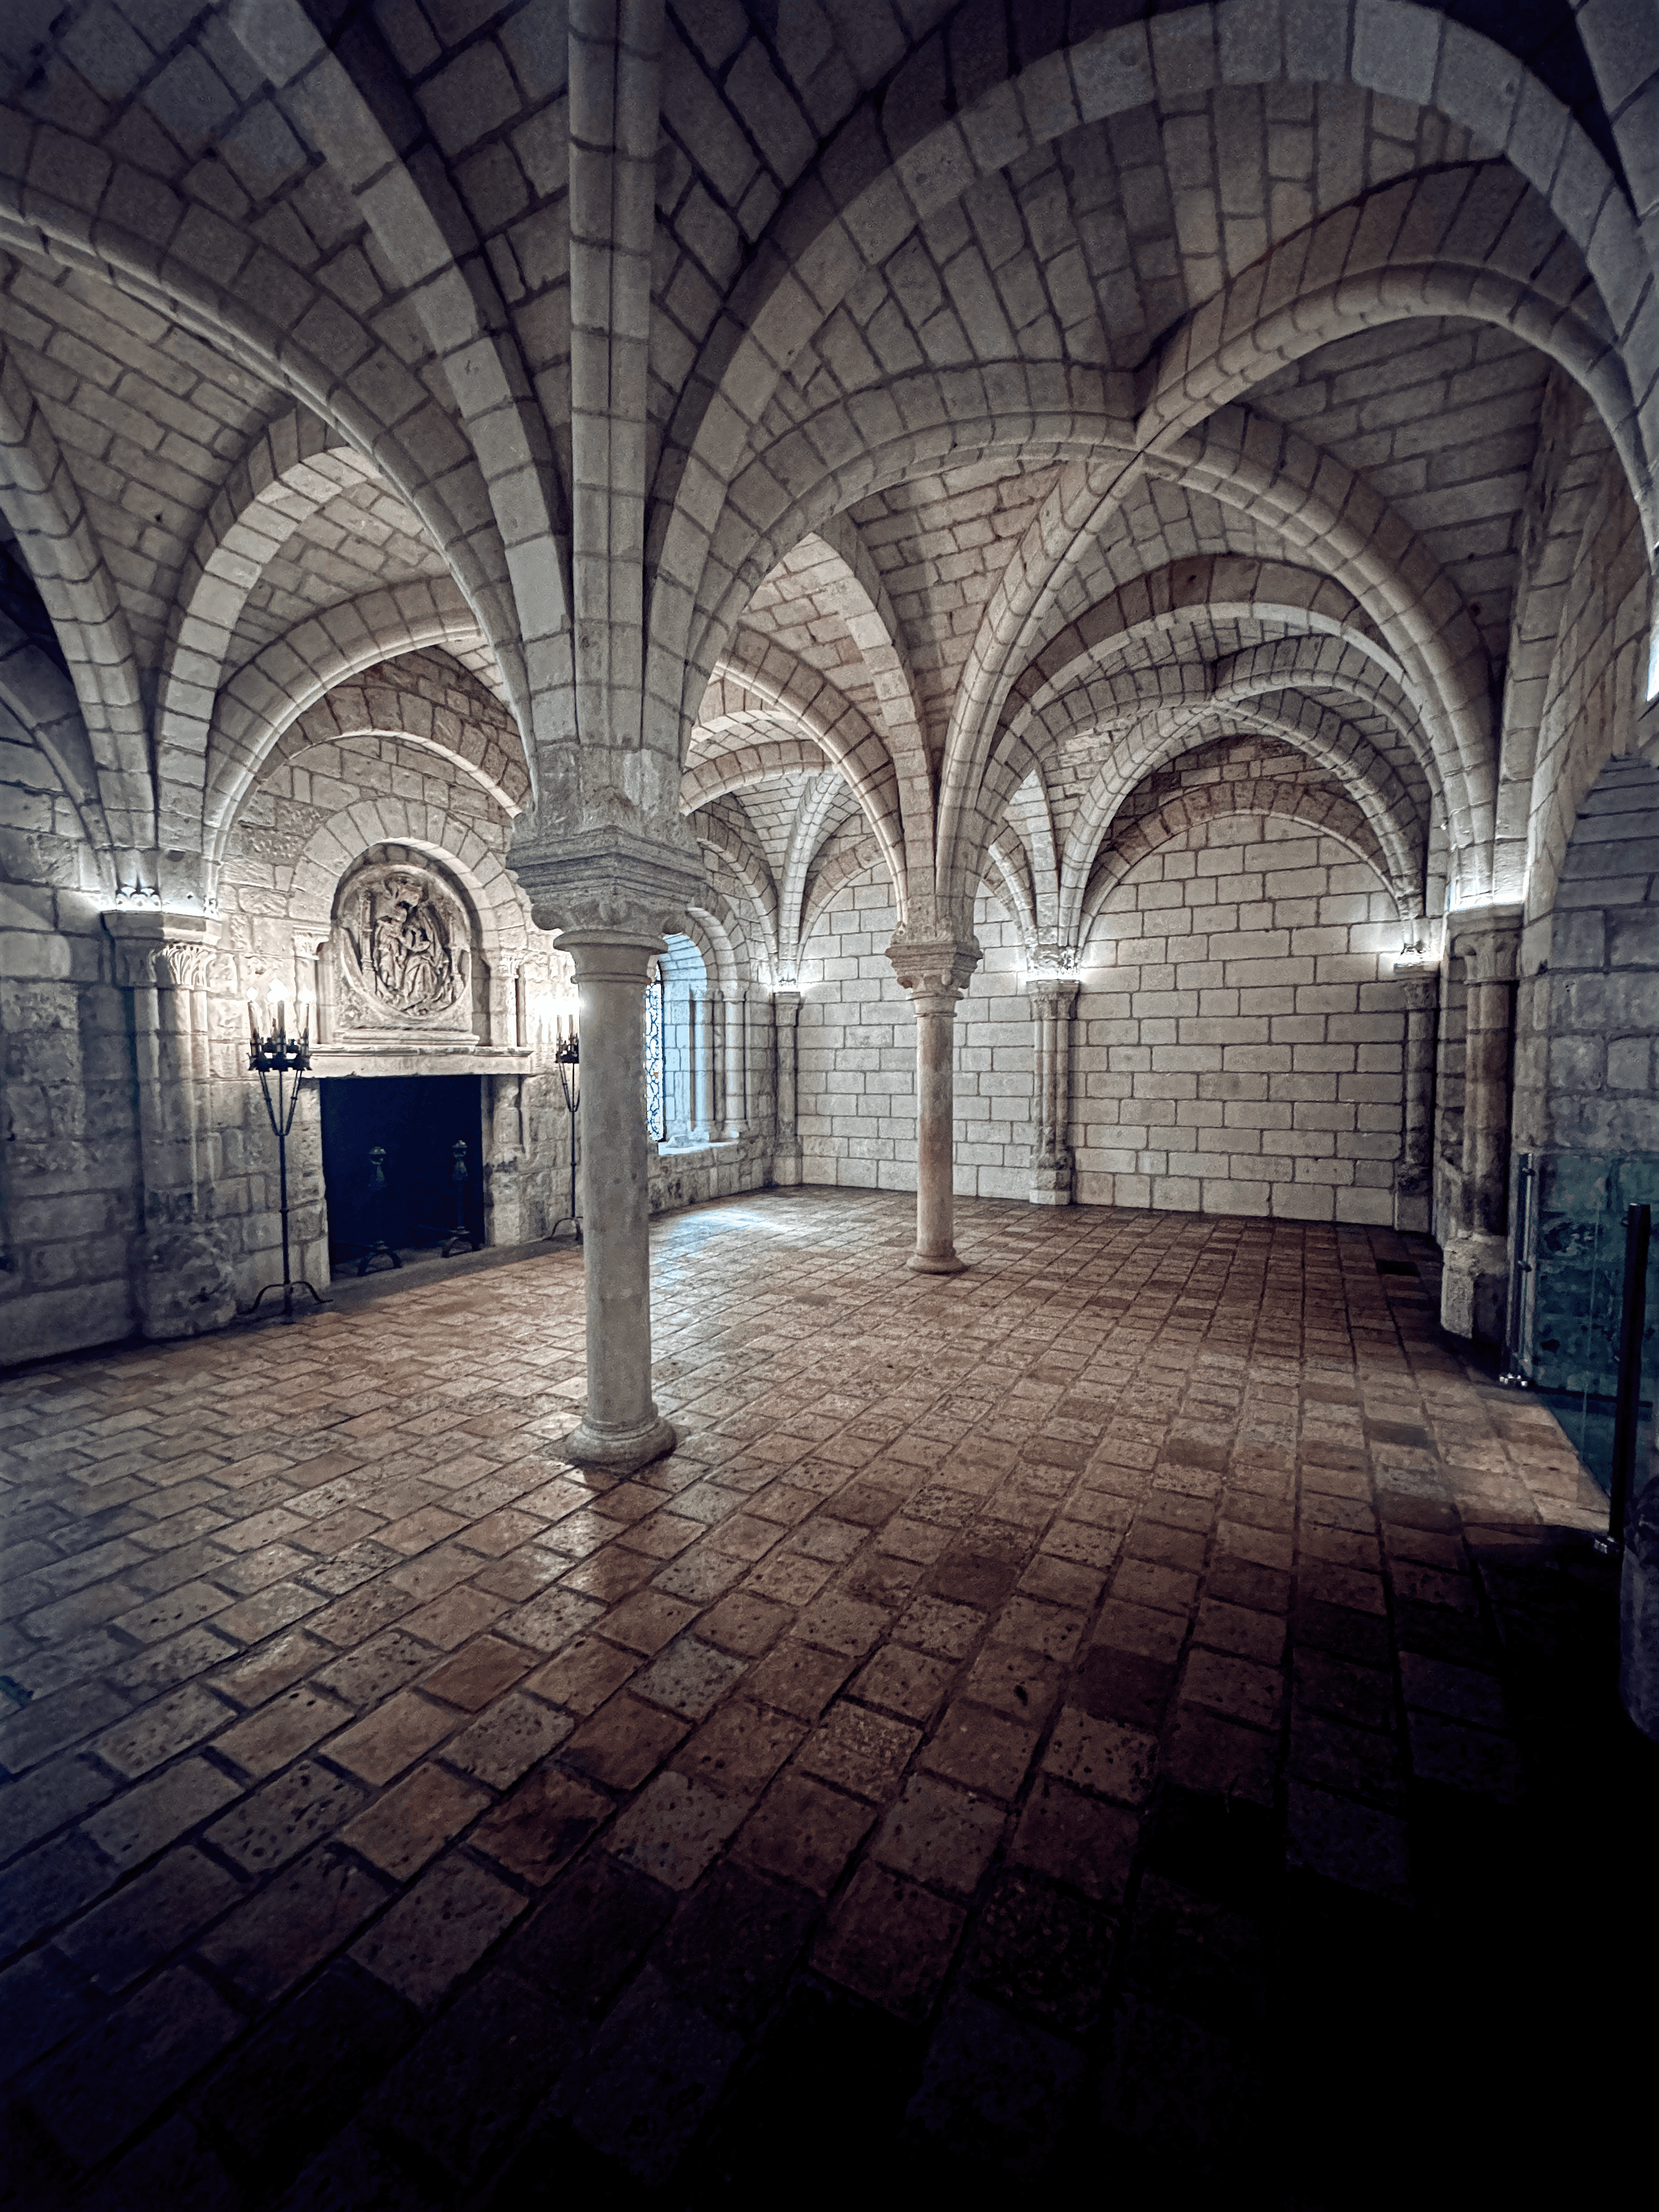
[247,996,259,1046]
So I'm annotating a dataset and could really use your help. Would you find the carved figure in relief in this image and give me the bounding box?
[338,868,467,1023]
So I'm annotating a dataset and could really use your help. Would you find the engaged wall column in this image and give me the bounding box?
[1396,972,1439,1235]
[721,985,745,1139]
[888,932,980,1274]
[772,989,802,1185]
[1026,974,1079,1205]
[104,912,236,1340]
[1440,910,1522,1342]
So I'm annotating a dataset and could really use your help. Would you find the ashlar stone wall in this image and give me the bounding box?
[1074,815,1412,1223]
[796,877,1034,1200]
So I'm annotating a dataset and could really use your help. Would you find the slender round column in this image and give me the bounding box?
[561,930,675,1472]
[888,932,980,1275]
[910,980,966,1271]
[722,985,746,1140]
[689,985,712,1142]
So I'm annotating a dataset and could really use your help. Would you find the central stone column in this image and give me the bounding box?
[515,832,705,1475]
[558,930,676,1470]
[888,930,980,1274]
[1441,909,1522,1342]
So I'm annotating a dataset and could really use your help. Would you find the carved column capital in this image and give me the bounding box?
[510,823,708,941]
[886,929,980,1012]
[1451,905,1523,985]
[103,911,221,990]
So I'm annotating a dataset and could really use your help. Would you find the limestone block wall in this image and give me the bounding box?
[0,895,140,1362]
[1517,756,1659,1157]
[1073,816,1410,1224]
[796,877,1032,1199]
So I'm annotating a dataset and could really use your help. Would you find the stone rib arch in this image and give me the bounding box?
[0,607,112,859]
[658,383,1133,771]
[258,656,532,823]
[687,804,780,978]
[0,344,150,860]
[156,409,385,845]
[777,772,861,983]
[682,736,827,811]
[800,834,884,948]
[984,828,1039,947]
[1138,173,1650,534]
[651,5,1640,758]
[1081,791,1405,942]
[998,558,1391,749]
[807,512,936,893]
[1003,771,1061,945]
[1058,705,1425,946]
[944,423,1494,913]
[684,907,736,993]
[703,637,907,909]
[204,585,491,866]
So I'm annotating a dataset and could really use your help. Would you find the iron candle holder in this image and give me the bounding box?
[247,998,326,1319]
[555,1031,580,1241]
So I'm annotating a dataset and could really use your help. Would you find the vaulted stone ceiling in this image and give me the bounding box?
[0,1,1651,951]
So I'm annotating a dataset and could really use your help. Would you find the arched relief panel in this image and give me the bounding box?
[326,846,487,1048]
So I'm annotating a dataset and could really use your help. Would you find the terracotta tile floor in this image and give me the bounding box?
[2,1192,1650,2205]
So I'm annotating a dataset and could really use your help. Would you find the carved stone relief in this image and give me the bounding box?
[334,864,475,1037]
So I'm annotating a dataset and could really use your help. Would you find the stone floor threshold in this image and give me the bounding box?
[1,1190,1653,2207]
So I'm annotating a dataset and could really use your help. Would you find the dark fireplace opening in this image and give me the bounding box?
[319,1074,485,1273]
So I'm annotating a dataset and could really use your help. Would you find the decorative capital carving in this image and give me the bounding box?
[1451,905,1523,985]
[103,910,221,991]
[1025,977,1080,1012]
[510,823,708,941]
[885,928,980,1010]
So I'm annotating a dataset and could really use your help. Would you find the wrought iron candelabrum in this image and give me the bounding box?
[247,994,325,1319]
[555,1031,581,1240]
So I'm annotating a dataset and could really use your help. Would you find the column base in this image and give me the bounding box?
[563,1412,678,1474]
[907,1251,966,1274]
[772,1146,803,1188]
[1440,1232,1509,1344]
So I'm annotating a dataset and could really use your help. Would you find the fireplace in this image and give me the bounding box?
[319,1074,485,1273]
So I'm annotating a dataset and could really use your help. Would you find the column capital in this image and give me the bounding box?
[886,928,980,1009]
[509,823,707,940]
[1395,973,1440,1012]
[772,987,802,1020]
[1025,976,1080,1011]
[1450,904,1523,984]
[103,910,221,990]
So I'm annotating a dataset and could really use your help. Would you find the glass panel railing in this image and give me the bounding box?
[1511,1151,1659,1496]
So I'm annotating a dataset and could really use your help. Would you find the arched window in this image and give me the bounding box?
[644,960,665,1142]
